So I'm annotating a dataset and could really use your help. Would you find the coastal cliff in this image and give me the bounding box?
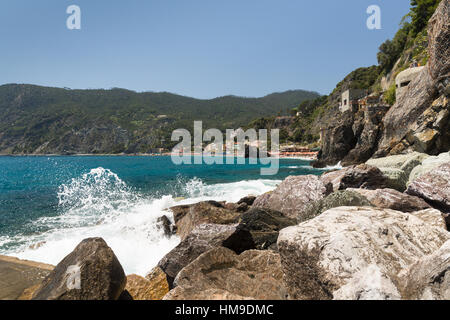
[312,0,449,167]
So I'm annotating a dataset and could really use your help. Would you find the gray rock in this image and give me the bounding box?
[366,152,429,191]
[156,215,174,237]
[320,164,388,192]
[300,190,372,223]
[169,201,241,240]
[348,188,431,212]
[33,238,126,300]
[253,175,328,219]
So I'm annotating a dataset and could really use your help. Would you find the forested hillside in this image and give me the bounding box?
[0,84,318,154]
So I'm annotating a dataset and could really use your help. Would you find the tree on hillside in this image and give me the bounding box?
[410,0,442,35]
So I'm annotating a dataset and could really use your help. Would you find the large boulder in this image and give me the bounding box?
[32,238,126,300]
[300,190,372,223]
[253,175,328,219]
[406,162,450,217]
[408,152,450,185]
[236,208,296,250]
[348,188,431,212]
[320,164,388,192]
[169,201,241,240]
[366,152,429,191]
[157,223,254,286]
[401,240,450,300]
[164,247,288,300]
[277,207,450,300]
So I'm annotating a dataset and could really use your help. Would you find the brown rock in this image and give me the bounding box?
[157,223,255,286]
[18,284,42,300]
[253,175,328,219]
[145,266,170,299]
[348,188,431,212]
[32,238,126,300]
[124,268,169,300]
[164,247,288,300]
[0,255,53,300]
[170,201,241,240]
[236,207,296,250]
[320,164,388,192]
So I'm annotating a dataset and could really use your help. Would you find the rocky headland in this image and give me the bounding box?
[314,0,449,167]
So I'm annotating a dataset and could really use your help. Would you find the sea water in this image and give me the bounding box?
[0,156,326,276]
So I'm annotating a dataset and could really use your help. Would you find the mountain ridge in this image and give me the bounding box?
[0,83,319,154]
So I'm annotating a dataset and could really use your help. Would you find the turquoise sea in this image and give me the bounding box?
[0,156,328,275]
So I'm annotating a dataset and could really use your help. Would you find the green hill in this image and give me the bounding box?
[0,84,318,154]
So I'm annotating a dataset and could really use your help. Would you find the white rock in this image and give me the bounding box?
[401,240,450,300]
[333,265,401,300]
[277,206,450,300]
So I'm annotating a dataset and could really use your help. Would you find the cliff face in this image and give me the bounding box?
[315,0,449,167]
[314,106,388,167]
[375,0,450,157]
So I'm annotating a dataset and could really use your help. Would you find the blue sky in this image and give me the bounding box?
[0,0,411,98]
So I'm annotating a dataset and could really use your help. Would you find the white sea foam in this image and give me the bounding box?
[6,168,279,276]
[324,161,343,170]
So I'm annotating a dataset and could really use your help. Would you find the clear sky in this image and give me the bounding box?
[0,0,411,98]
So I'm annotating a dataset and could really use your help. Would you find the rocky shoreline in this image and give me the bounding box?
[2,150,449,300]
[1,0,449,302]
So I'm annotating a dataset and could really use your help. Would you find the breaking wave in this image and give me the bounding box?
[3,167,279,276]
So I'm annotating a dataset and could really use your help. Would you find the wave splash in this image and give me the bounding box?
[3,168,279,276]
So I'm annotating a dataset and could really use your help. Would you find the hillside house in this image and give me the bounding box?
[339,89,367,112]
